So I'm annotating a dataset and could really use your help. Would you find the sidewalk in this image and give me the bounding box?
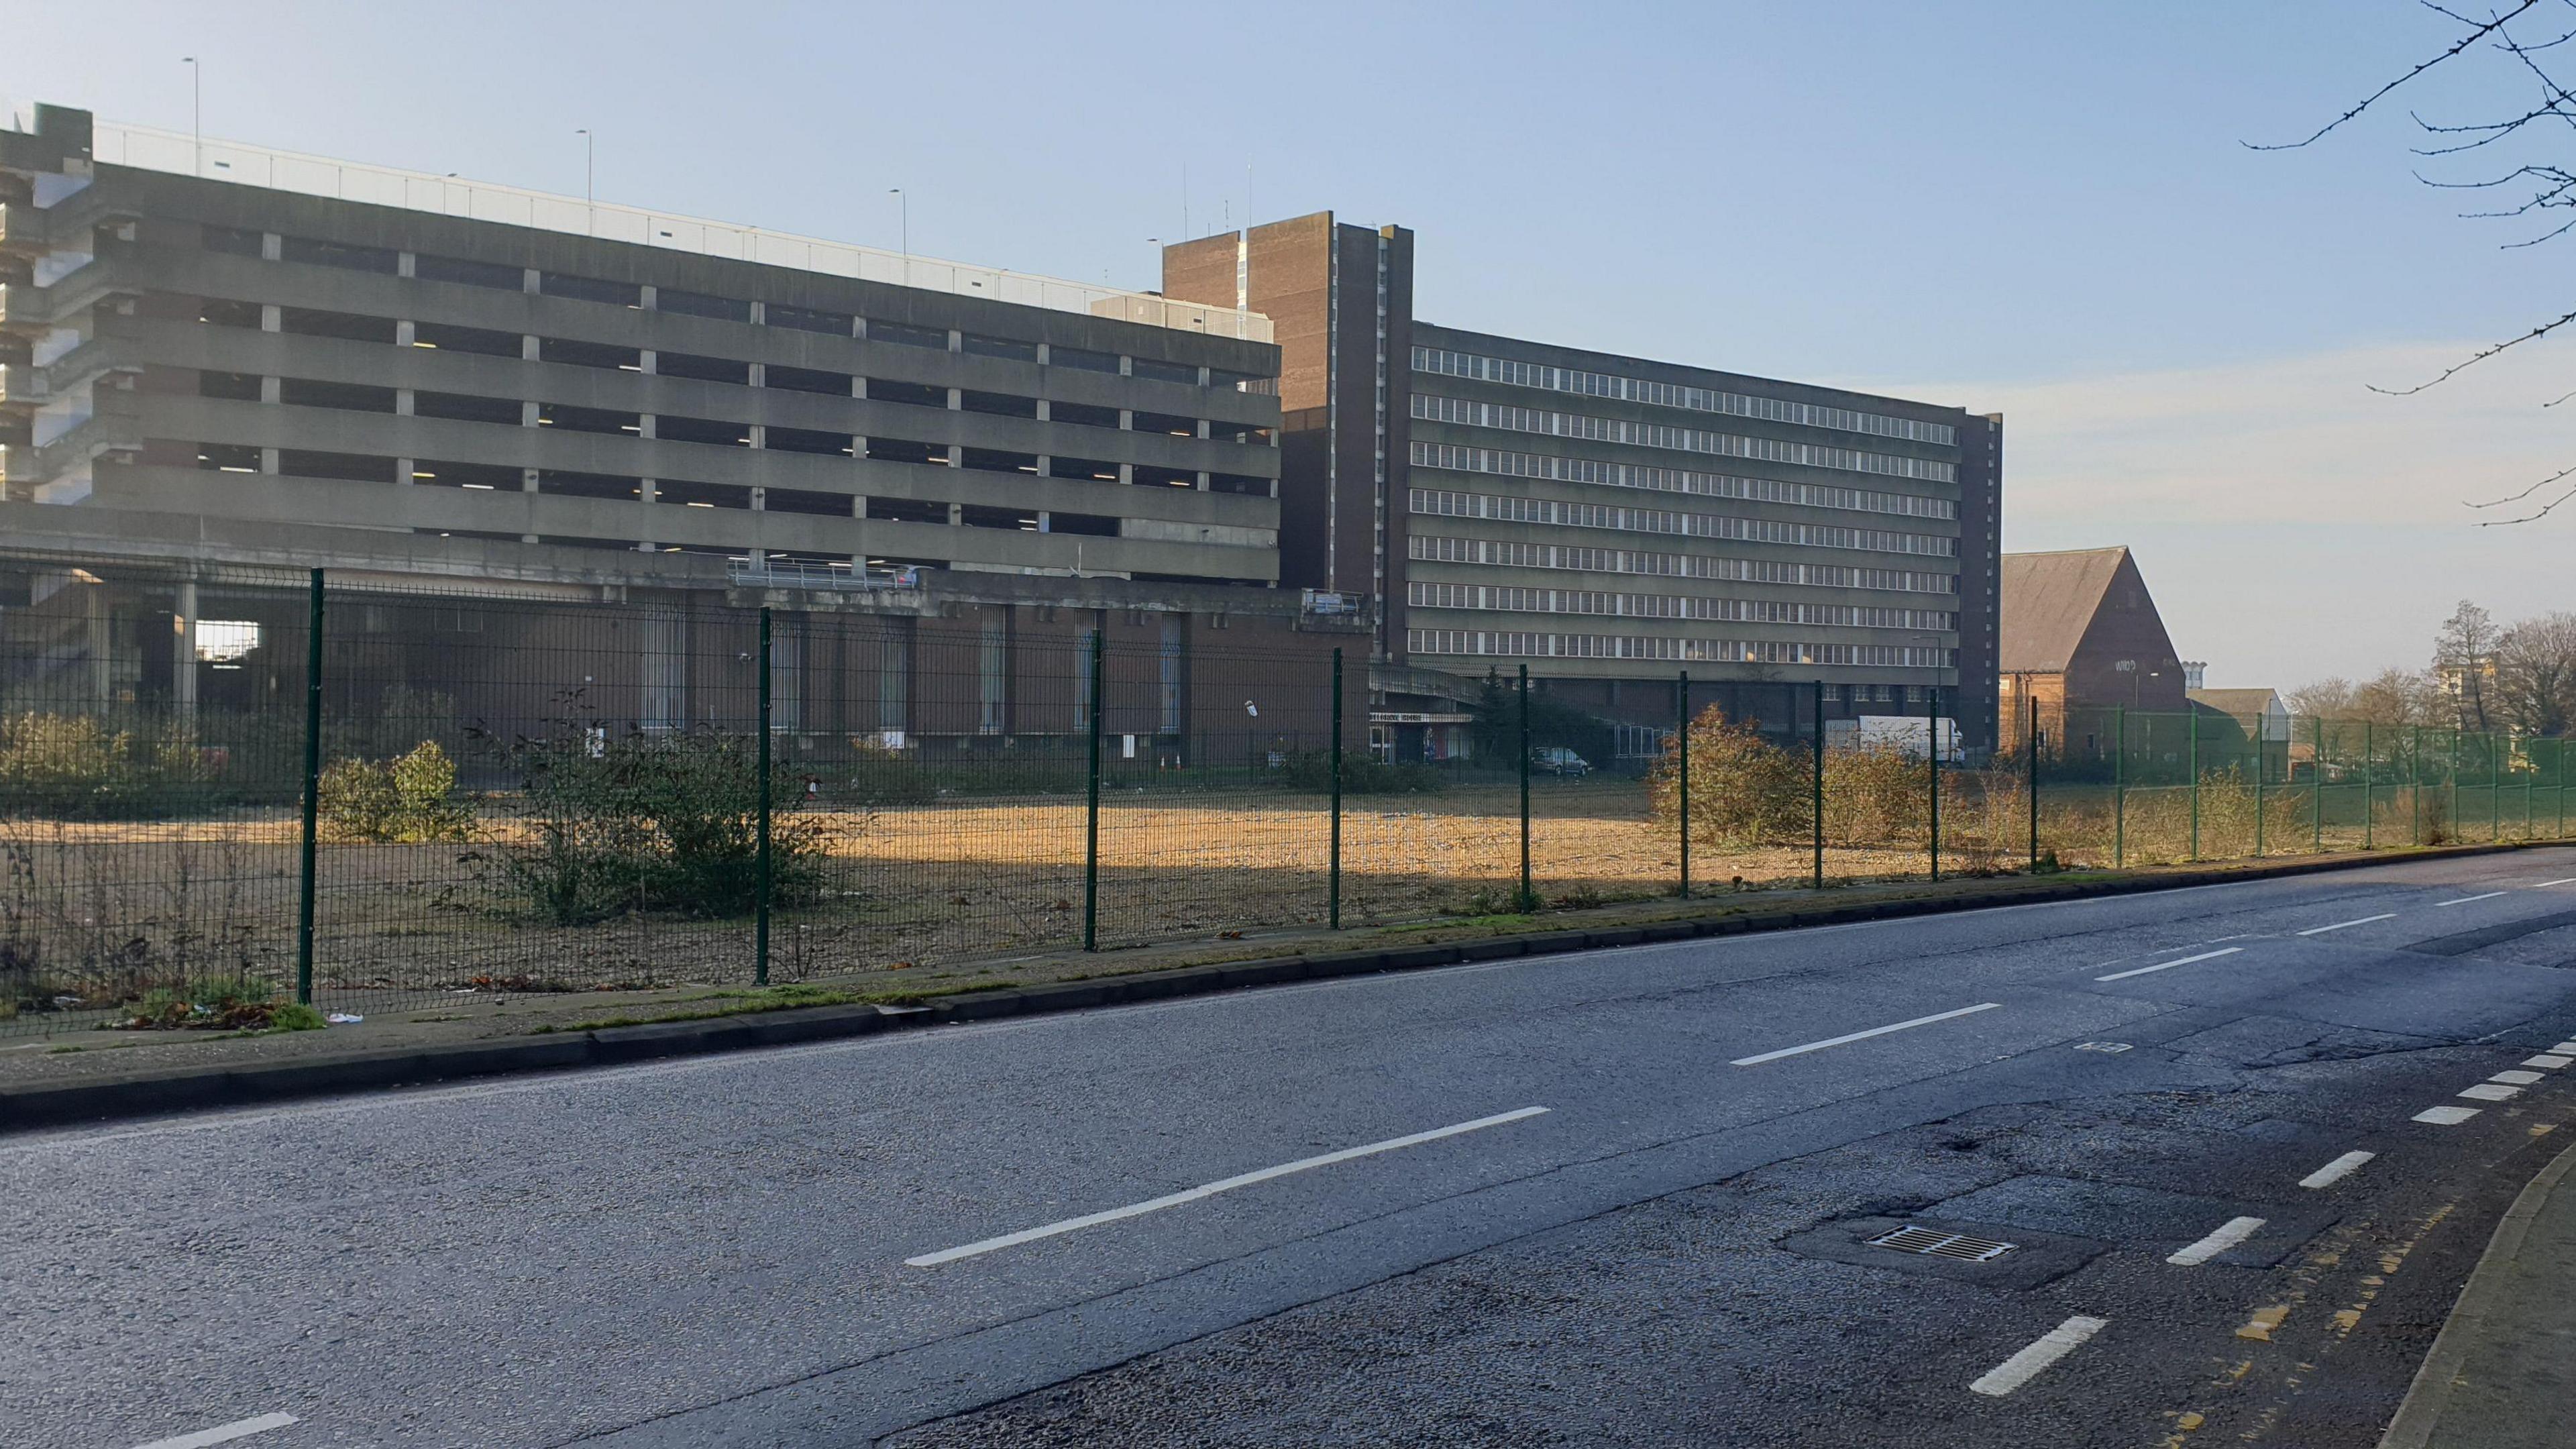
[2379,1139,2576,1449]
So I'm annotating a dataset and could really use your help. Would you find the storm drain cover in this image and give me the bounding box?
[1868,1226,2017,1262]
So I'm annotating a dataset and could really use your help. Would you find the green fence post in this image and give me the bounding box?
[2524,736,2535,841]
[2253,712,2265,858]
[2412,724,2423,846]
[2114,705,2127,869]
[1811,678,1825,890]
[2361,720,2373,851]
[2027,694,2040,870]
[755,607,773,985]
[2312,716,2324,851]
[1083,630,1104,951]
[2187,708,2200,862]
[2492,732,2504,842]
[1517,663,1533,911]
[1329,647,1343,929]
[1677,669,1690,900]
[294,567,324,1007]
[1926,686,1941,883]
[2451,729,2461,843]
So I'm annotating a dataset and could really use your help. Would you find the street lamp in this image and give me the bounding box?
[576,128,594,225]
[890,189,908,284]
[181,57,201,176]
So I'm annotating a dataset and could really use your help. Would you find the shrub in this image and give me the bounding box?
[1268,749,1446,796]
[480,718,834,925]
[1647,705,1809,846]
[0,712,213,818]
[319,741,472,843]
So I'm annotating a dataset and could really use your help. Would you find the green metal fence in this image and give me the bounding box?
[3,552,2568,1039]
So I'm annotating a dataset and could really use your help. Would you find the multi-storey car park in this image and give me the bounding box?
[1164,215,2002,763]
[0,103,1368,753]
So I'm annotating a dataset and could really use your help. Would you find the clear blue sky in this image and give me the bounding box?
[9,1,2562,687]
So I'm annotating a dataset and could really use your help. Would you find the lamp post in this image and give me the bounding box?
[891,189,909,285]
[181,57,201,176]
[575,129,594,226]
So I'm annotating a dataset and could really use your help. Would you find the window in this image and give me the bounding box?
[1208,367,1270,392]
[411,321,522,358]
[201,225,263,258]
[541,337,641,372]
[656,415,752,447]
[279,378,396,413]
[1411,393,1955,483]
[197,298,261,329]
[961,333,1038,362]
[540,273,641,307]
[867,496,949,524]
[1049,512,1118,537]
[1050,456,1118,482]
[414,252,525,290]
[537,536,643,553]
[961,504,1038,531]
[767,303,853,335]
[867,319,948,350]
[764,487,851,516]
[1128,357,1199,386]
[537,470,641,500]
[279,449,395,483]
[1132,464,1195,489]
[867,378,946,409]
[865,437,949,466]
[537,402,639,436]
[959,389,1036,419]
[1212,420,1273,445]
[767,426,852,457]
[1132,411,1198,438]
[1412,345,1960,447]
[413,391,524,425]
[766,364,851,396]
[193,621,263,663]
[961,447,1038,475]
[1049,400,1119,429]
[1048,345,1119,374]
[657,288,750,323]
[656,479,750,509]
[658,352,750,386]
[196,443,261,473]
[412,460,521,490]
[1208,472,1269,496]
[280,235,397,274]
[198,370,262,401]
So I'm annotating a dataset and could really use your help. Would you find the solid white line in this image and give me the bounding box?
[2434,892,2506,906]
[2414,1105,2483,1125]
[2300,1150,2376,1189]
[2167,1215,2267,1266]
[1727,1003,2002,1067]
[905,1106,1551,1267]
[129,1414,300,1449]
[2096,947,2243,982]
[2530,876,2576,888]
[2298,913,2397,936]
[1968,1316,2110,1396]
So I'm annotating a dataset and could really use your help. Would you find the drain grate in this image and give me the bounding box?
[1867,1226,2017,1262]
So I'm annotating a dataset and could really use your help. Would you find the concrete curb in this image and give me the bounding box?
[2375,1138,2576,1449]
[0,841,2554,1134]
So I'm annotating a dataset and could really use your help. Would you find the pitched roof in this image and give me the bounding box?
[1999,547,2131,674]
[2187,688,2282,718]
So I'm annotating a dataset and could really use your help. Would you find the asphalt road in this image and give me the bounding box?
[9,849,2576,1449]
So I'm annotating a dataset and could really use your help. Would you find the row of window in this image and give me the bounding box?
[1404,582,1953,631]
[1412,394,1954,484]
[201,225,1261,390]
[191,301,1272,443]
[1411,346,1957,447]
[1407,534,1956,594]
[1408,441,1953,521]
[1405,629,1957,667]
[1407,488,1956,558]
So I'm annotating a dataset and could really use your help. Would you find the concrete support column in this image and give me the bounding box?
[258,377,281,404]
[638,286,657,311]
[172,575,198,721]
[1117,464,1133,486]
[394,319,416,346]
[395,457,416,486]
[750,487,767,511]
[639,350,657,375]
[521,335,539,362]
[947,388,961,410]
[1118,409,1133,430]
[1036,512,1052,533]
[947,502,963,526]
[260,446,280,474]
[638,416,656,440]
[520,400,539,427]
[396,252,417,279]
[260,233,282,262]
[1195,472,1209,491]
[259,305,281,332]
[522,468,539,493]
[522,268,540,292]
[946,445,962,468]
[747,362,765,388]
[394,390,415,417]
[1034,400,1051,421]
[747,425,765,449]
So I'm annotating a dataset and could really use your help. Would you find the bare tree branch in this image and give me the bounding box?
[2249,0,2544,148]
[2366,304,2576,392]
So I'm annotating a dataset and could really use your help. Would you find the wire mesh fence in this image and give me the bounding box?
[3,550,2569,1039]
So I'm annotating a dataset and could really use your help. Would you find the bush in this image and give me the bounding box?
[1268,749,1446,796]
[480,719,835,925]
[1647,705,1810,846]
[0,712,213,818]
[319,741,472,843]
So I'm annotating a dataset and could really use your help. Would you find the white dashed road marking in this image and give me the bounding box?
[906,1106,1552,1267]
[2167,1216,2267,1266]
[2525,1055,2572,1069]
[2297,914,2396,936]
[1727,1003,2003,1067]
[2414,1105,2483,1125]
[1969,1316,2110,1396]
[2459,1083,2522,1102]
[2530,877,2576,888]
[129,1415,300,1449]
[2434,892,2506,906]
[2096,947,2243,983]
[2299,1151,2375,1189]
[2490,1070,2545,1086]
